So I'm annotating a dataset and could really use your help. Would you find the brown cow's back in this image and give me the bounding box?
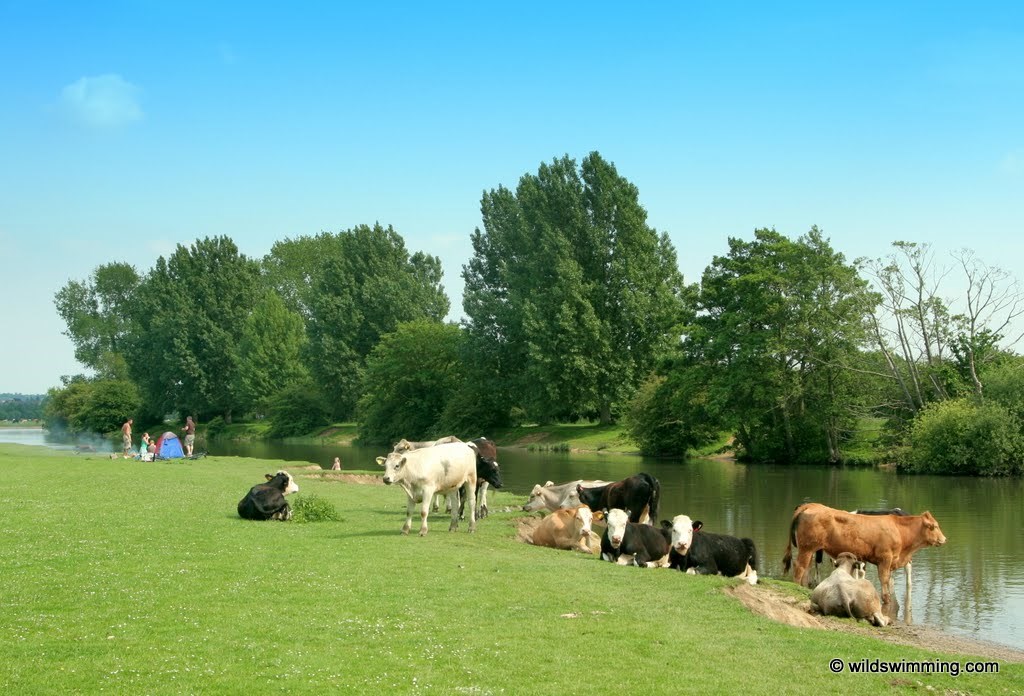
[797,503,903,566]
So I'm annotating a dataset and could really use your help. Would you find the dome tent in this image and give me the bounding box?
[154,431,185,459]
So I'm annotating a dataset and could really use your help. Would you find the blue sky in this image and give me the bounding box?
[1,1,1022,394]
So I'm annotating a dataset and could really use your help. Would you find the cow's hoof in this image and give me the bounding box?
[418,528,428,537]
[401,527,411,535]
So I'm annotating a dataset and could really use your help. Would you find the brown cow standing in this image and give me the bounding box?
[782,503,946,608]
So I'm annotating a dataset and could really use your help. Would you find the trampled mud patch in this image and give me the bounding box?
[514,514,544,544]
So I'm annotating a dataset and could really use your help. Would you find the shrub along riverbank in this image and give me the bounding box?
[2,443,1019,693]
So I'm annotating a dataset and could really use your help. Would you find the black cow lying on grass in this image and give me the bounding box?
[237,471,299,521]
[599,508,672,567]
[663,515,759,585]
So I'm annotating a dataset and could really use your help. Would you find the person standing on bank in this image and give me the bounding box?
[182,415,196,457]
[121,418,134,458]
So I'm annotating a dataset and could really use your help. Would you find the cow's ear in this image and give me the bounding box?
[692,520,703,532]
[576,484,584,494]
[545,481,554,487]
[832,557,840,568]
[592,510,604,521]
[375,456,385,467]
[660,520,672,530]
[265,474,273,481]
[398,456,407,467]
[624,509,632,520]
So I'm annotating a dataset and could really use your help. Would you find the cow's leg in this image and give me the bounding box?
[448,488,461,532]
[466,478,477,533]
[877,560,894,606]
[735,564,758,585]
[402,493,415,535]
[904,562,913,619]
[477,481,489,519]
[418,486,436,536]
[793,550,815,586]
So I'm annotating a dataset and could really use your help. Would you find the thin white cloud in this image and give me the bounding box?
[60,74,142,128]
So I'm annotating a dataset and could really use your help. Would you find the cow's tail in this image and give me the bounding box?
[641,472,660,525]
[782,508,803,574]
[743,538,758,574]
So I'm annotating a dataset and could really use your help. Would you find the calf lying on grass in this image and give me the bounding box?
[810,552,890,627]
[599,508,672,567]
[530,505,599,554]
[663,515,758,585]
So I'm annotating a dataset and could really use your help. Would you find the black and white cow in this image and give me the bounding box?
[663,515,758,585]
[237,471,299,521]
[599,508,672,567]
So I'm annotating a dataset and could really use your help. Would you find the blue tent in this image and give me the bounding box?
[155,431,184,459]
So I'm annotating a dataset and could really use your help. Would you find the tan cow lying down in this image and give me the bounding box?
[530,505,600,554]
[810,552,889,627]
[782,503,946,608]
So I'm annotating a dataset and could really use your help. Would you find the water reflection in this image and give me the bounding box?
[7,428,1023,650]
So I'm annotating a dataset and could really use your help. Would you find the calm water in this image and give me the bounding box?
[6,428,1022,650]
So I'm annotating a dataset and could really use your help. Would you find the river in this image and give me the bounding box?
[5,427,1022,651]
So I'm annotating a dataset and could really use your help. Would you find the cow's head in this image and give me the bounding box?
[522,484,547,511]
[391,439,414,453]
[575,484,598,509]
[832,552,860,575]
[574,505,594,540]
[479,457,503,489]
[920,511,947,547]
[378,452,407,485]
[265,471,299,495]
[666,515,702,555]
[604,508,630,549]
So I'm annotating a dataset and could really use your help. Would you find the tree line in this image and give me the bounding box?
[46,152,1024,474]
[0,394,45,421]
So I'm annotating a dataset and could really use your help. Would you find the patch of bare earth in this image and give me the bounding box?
[512,433,548,446]
[514,515,543,544]
[726,584,1024,663]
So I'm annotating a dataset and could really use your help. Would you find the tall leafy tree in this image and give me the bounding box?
[54,262,140,378]
[233,292,309,416]
[262,232,345,317]
[463,152,691,425]
[126,236,261,421]
[693,228,876,463]
[356,320,463,444]
[305,224,449,418]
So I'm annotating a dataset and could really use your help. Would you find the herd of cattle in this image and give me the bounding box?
[236,437,947,626]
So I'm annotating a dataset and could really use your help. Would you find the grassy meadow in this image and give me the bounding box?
[1,443,1019,694]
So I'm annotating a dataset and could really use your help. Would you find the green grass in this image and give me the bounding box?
[1,443,1019,694]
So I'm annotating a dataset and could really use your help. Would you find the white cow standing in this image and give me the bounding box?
[376,441,478,536]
